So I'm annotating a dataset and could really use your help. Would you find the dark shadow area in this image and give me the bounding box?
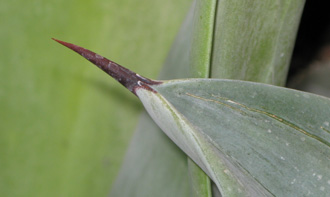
[288,1,330,82]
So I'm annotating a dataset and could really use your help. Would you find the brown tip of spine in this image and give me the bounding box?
[52,38,161,95]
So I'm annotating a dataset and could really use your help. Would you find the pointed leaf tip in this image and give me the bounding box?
[52,38,161,95]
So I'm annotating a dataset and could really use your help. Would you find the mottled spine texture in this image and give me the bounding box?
[52,38,161,95]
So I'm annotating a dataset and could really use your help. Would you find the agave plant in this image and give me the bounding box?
[53,0,330,193]
[3,0,330,196]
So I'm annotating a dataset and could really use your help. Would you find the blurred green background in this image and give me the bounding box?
[0,0,191,196]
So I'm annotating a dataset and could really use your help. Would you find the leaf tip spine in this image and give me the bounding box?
[52,38,162,95]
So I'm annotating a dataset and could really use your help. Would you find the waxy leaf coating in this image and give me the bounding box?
[138,79,330,196]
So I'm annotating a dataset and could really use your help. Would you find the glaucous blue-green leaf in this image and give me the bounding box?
[136,79,330,196]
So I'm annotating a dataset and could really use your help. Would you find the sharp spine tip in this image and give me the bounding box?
[52,38,161,95]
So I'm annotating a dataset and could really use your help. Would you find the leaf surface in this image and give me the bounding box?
[136,79,330,196]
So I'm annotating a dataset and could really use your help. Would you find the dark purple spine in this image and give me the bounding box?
[53,38,161,95]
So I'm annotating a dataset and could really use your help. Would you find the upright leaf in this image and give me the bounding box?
[211,0,305,85]
[111,0,217,196]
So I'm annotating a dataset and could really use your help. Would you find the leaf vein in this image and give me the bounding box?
[185,93,330,147]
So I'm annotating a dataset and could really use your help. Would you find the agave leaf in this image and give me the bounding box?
[211,0,305,86]
[56,40,330,196]
[138,79,330,196]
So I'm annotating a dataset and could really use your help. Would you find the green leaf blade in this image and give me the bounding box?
[136,79,330,196]
[211,0,305,86]
[136,84,272,196]
[188,159,212,197]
